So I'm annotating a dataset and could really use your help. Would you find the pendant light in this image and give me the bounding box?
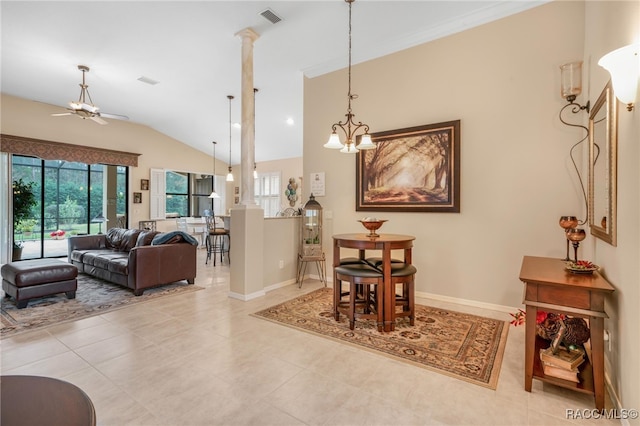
[226,95,234,182]
[324,0,375,153]
[208,141,220,199]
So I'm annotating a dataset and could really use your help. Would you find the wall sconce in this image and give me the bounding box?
[598,43,639,111]
[560,61,590,113]
[558,61,590,227]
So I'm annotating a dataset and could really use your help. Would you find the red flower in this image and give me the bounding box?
[536,310,548,324]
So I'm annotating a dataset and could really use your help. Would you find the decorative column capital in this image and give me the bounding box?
[235,27,260,43]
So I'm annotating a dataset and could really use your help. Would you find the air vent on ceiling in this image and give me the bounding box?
[137,76,159,85]
[259,8,282,24]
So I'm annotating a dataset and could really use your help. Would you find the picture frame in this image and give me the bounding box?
[588,80,617,246]
[140,179,149,190]
[356,120,461,212]
[133,192,142,204]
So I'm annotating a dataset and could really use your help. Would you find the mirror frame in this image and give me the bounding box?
[588,80,618,246]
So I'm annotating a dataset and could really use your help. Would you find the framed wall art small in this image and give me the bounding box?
[140,179,149,190]
[133,192,142,204]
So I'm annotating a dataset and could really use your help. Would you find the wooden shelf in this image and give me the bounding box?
[533,336,594,395]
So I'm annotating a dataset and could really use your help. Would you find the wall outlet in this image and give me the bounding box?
[279,260,284,269]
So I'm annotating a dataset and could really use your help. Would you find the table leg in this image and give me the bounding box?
[383,245,393,332]
[590,317,605,411]
[333,241,340,321]
[524,304,536,392]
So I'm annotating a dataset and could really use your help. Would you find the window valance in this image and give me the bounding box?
[0,134,140,167]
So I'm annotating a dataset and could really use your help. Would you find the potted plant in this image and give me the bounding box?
[17,218,37,238]
[12,179,37,260]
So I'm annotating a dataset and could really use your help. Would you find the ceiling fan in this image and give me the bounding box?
[51,65,129,125]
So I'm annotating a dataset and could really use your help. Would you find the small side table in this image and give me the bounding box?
[519,256,615,410]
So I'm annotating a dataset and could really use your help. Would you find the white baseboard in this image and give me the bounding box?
[415,290,518,314]
[228,290,266,301]
[264,278,297,293]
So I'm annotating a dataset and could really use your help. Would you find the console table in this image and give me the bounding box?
[519,256,615,410]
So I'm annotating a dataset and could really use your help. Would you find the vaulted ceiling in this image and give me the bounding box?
[1,1,546,165]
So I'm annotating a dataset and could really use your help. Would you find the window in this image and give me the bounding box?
[165,170,189,217]
[254,172,281,217]
[153,170,227,219]
[191,174,226,217]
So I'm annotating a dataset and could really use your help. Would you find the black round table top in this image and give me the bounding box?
[1,375,96,426]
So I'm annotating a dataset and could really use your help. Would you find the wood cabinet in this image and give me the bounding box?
[519,256,614,410]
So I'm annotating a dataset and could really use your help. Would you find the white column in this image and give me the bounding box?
[229,27,264,301]
[235,27,259,207]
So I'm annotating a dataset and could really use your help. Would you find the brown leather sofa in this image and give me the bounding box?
[68,228,197,296]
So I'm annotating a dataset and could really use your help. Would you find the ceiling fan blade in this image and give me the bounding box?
[90,116,108,125]
[99,112,129,121]
[51,112,72,117]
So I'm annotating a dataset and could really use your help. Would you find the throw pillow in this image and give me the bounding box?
[136,230,160,247]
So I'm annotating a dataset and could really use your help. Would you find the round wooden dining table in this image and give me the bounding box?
[332,233,415,332]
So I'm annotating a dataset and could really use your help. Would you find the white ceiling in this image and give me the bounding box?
[1,0,546,165]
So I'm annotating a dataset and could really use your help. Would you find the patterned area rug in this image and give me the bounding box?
[1,274,202,338]
[253,287,509,389]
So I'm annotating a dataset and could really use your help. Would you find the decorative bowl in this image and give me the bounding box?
[358,218,387,237]
[565,260,598,274]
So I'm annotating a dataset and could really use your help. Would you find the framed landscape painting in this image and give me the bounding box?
[356,120,460,212]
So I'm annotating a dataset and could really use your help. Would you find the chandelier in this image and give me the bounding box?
[323,0,375,153]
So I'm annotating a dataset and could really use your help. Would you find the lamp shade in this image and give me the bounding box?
[598,44,639,111]
[340,143,358,154]
[324,132,344,149]
[208,191,220,199]
[357,133,375,150]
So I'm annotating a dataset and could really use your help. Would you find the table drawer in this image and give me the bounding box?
[528,285,592,310]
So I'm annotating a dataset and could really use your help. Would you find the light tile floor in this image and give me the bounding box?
[1,250,617,426]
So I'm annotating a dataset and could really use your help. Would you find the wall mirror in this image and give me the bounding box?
[588,80,617,246]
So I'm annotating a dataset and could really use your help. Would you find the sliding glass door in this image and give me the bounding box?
[12,155,127,259]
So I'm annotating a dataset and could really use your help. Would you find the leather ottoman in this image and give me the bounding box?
[2,259,78,309]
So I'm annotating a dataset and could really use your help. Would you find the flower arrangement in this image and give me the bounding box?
[510,309,588,348]
[509,309,557,326]
[50,230,66,239]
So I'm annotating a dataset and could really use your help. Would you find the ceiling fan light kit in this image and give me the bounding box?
[50,64,129,125]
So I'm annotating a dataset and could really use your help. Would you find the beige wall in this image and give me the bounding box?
[305,1,586,307]
[258,157,304,210]
[304,0,639,413]
[1,93,227,229]
[583,0,640,415]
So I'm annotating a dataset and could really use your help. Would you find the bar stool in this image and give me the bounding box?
[365,258,416,326]
[205,216,230,266]
[333,264,384,332]
[389,263,417,326]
